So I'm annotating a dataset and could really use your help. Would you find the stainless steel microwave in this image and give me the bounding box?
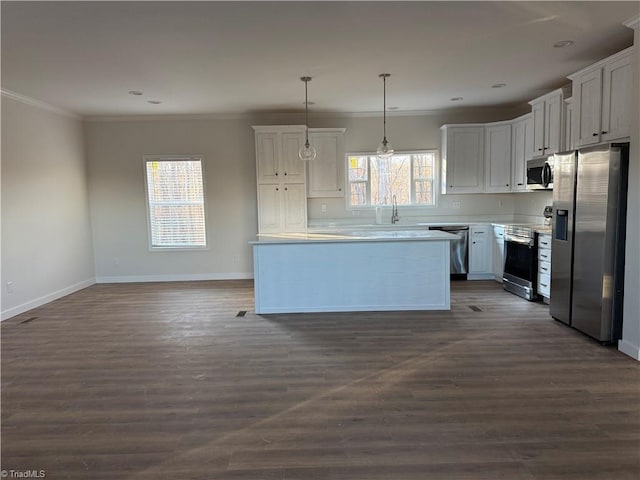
[526,157,553,190]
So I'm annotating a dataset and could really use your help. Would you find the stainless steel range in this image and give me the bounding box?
[503,225,537,301]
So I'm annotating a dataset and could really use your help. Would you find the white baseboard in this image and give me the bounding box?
[618,339,640,361]
[95,272,254,283]
[1,278,96,321]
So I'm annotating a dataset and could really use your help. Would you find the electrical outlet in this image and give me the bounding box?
[321,204,327,213]
[452,201,461,209]
[6,281,14,294]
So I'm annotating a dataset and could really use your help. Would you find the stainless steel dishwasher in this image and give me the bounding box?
[429,226,469,280]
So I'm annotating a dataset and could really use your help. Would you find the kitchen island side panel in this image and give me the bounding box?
[253,240,450,313]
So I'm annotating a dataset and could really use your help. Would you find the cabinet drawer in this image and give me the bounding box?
[538,260,551,275]
[538,273,551,297]
[538,248,551,262]
[538,234,552,249]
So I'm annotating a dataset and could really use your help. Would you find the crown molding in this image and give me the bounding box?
[1,89,81,119]
[624,14,640,30]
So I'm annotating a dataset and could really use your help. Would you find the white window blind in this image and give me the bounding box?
[144,156,207,248]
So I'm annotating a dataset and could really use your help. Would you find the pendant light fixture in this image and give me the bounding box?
[376,73,394,158]
[298,76,317,161]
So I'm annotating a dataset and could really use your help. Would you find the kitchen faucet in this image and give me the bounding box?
[391,194,400,224]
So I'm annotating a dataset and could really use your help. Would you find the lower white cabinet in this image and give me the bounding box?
[469,225,493,280]
[537,233,552,301]
[257,183,307,234]
[491,225,505,282]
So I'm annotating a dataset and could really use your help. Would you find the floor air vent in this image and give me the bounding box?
[236,311,247,317]
[468,306,482,312]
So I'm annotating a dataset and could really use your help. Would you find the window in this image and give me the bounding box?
[347,151,437,207]
[144,155,207,249]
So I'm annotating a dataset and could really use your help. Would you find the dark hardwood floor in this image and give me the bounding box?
[2,280,639,479]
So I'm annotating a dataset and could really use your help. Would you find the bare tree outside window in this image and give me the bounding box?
[347,151,437,207]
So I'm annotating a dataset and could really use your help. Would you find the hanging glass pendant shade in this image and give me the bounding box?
[376,73,394,158]
[298,76,317,161]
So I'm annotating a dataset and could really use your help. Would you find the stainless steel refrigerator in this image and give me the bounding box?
[550,143,629,343]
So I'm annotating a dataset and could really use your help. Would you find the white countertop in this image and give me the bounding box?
[251,230,457,245]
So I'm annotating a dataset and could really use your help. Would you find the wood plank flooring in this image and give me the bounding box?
[2,280,639,479]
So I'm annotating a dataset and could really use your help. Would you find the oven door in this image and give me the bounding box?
[503,234,537,300]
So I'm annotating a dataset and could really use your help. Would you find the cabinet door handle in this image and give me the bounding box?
[601,131,608,135]
[449,185,453,188]
[339,188,342,191]
[275,172,279,176]
[540,282,548,288]
[538,148,543,151]
[284,172,287,176]
[275,187,279,191]
[285,187,288,191]
[517,183,523,186]
[592,133,599,137]
[506,184,509,187]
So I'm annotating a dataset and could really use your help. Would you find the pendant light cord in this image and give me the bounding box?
[304,77,310,147]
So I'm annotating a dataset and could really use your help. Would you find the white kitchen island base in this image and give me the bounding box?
[251,232,452,314]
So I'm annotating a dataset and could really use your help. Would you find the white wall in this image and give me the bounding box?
[620,20,640,360]
[1,95,95,320]
[84,117,258,282]
[85,107,532,282]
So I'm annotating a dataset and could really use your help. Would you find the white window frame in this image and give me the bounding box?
[345,150,439,209]
[143,154,209,251]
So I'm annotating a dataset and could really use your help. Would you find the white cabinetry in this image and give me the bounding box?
[253,125,307,234]
[469,225,493,280]
[568,48,632,147]
[537,233,552,302]
[511,114,533,192]
[307,128,346,198]
[441,125,485,194]
[564,98,575,151]
[484,122,512,193]
[529,89,565,158]
[491,225,505,282]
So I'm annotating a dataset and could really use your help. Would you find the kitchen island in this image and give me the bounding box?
[250,230,456,314]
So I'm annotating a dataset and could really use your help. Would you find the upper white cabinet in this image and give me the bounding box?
[253,125,308,234]
[511,113,532,192]
[564,97,575,151]
[568,47,633,147]
[441,125,485,194]
[529,88,565,158]
[307,128,346,198]
[484,122,512,193]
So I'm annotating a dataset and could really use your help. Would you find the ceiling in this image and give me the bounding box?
[1,1,638,117]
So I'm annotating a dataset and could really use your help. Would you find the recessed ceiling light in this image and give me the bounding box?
[554,40,574,48]
[450,97,464,101]
[128,90,143,96]
[147,100,162,105]
[491,83,507,89]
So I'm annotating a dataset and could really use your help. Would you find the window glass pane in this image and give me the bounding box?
[415,180,434,205]
[370,155,411,205]
[348,156,368,181]
[350,182,367,206]
[413,153,434,179]
[145,159,206,248]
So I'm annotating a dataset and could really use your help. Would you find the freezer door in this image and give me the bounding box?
[571,145,624,342]
[550,151,577,325]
